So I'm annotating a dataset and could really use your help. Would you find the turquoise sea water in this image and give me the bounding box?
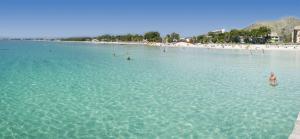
[0,41,300,139]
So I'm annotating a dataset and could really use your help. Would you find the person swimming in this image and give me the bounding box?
[269,72,277,86]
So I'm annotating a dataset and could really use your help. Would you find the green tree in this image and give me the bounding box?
[144,32,162,42]
[132,34,144,42]
[97,34,115,42]
[193,26,271,44]
[164,34,171,43]
[196,35,211,43]
[249,27,271,44]
[165,32,180,43]
[61,37,92,41]
[170,32,180,42]
[228,29,241,43]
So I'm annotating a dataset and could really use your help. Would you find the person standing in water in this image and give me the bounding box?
[269,72,277,86]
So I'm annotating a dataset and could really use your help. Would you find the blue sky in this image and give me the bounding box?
[0,0,299,38]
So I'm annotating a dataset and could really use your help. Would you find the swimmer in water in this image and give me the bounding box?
[269,72,277,86]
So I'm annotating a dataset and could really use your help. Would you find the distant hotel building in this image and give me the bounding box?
[292,26,300,43]
[269,32,281,43]
[211,29,226,34]
[91,39,99,42]
[180,37,193,43]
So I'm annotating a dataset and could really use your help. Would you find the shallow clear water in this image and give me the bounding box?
[0,41,300,139]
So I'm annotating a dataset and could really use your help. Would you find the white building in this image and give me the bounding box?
[292,26,300,43]
[212,29,226,34]
[180,37,193,43]
[269,32,281,43]
[91,39,99,42]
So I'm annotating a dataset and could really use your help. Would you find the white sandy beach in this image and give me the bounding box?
[85,41,300,51]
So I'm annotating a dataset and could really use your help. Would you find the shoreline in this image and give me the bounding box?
[54,40,300,51]
[93,41,300,51]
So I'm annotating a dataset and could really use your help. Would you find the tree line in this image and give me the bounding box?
[61,32,163,42]
[61,27,274,44]
[193,27,271,44]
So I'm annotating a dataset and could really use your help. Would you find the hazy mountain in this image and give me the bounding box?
[245,17,300,42]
